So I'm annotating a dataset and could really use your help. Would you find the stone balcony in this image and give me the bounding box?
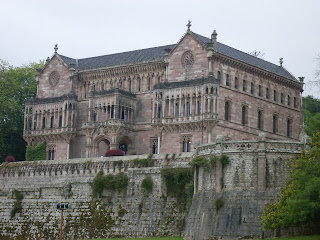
[151,113,218,132]
[82,119,133,129]
[23,127,77,136]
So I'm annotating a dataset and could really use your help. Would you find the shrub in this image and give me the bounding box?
[210,154,230,168]
[25,141,46,161]
[91,170,129,197]
[104,149,124,157]
[132,154,154,167]
[189,156,210,171]
[161,168,194,211]
[215,197,224,211]
[5,155,15,162]
[10,190,23,218]
[141,176,153,195]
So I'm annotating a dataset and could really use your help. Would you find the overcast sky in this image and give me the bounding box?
[1,0,319,97]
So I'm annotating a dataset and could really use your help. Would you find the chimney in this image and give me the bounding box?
[211,30,218,52]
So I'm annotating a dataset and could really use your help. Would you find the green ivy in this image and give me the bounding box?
[25,141,46,161]
[189,156,210,171]
[91,170,129,197]
[215,197,224,211]
[141,176,153,195]
[210,154,230,169]
[10,190,23,218]
[132,154,154,167]
[161,168,194,211]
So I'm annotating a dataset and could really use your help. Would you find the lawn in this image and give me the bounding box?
[265,236,320,240]
[90,236,320,240]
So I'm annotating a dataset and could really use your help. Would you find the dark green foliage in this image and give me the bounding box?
[214,197,224,211]
[0,60,44,163]
[209,154,230,168]
[189,156,210,171]
[141,176,153,194]
[25,141,46,161]
[132,154,154,167]
[260,133,320,231]
[138,202,143,215]
[118,206,127,217]
[10,190,23,218]
[303,96,320,136]
[161,168,194,211]
[220,154,230,168]
[91,170,129,197]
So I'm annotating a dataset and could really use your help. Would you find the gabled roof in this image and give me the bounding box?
[193,32,297,82]
[60,44,175,71]
[59,31,297,82]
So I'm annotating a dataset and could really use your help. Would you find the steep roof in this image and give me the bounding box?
[194,33,297,81]
[59,31,297,82]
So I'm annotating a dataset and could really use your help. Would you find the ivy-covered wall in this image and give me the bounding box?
[0,153,193,240]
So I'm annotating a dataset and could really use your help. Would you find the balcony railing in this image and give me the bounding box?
[82,119,132,129]
[152,113,218,124]
[23,127,76,136]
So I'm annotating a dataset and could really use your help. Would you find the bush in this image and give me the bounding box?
[132,154,154,167]
[5,155,15,162]
[104,149,124,157]
[141,176,153,195]
[91,170,129,197]
[25,141,46,161]
[161,168,194,211]
[189,156,210,171]
[10,190,23,218]
[215,197,224,211]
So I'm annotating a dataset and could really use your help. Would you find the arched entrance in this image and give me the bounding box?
[96,138,111,157]
[118,136,133,155]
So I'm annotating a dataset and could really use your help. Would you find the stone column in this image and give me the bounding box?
[173,98,176,117]
[152,98,155,119]
[190,94,193,116]
[168,98,171,117]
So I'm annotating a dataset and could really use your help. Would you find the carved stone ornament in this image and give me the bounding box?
[181,50,195,69]
[49,71,60,87]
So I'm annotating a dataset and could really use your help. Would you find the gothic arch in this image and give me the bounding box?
[118,136,133,155]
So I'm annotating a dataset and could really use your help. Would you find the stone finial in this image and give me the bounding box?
[279,57,283,66]
[186,20,192,31]
[54,44,58,53]
[258,132,266,142]
[46,57,50,63]
[211,30,218,52]
[298,76,305,83]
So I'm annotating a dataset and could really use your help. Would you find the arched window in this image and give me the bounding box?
[50,116,54,128]
[129,80,132,92]
[59,115,62,128]
[257,110,263,130]
[217,71,221,81]
[197,101,201,115]
[287,95,291,106]
[186,102,191,116]
[243,80,246,92]
[273,115,278,133]
[175,103,179,117]
[274,90,277,102]
[281,93,284,104]
[242,106,247,125]
[287,119,292,137]
[42,117,46,129]
[226,74,230,86]
[138,78,141,92]
[259,85,262,97]
[294,97,297,108]
[182,136,191,152]
[250,83,254,94]
[235,77,238,89]
[266,88,270,99]
[148,78,151,91]
[151,138,158,154]
[225,101,230,121]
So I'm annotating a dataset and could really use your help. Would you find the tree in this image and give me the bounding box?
[0,59,44,163]
[303,96,320,136]
[260,133,320,232]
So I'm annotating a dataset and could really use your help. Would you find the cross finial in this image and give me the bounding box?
[279,57,283,66]
[187,20,192,31]
[54,44,58,53]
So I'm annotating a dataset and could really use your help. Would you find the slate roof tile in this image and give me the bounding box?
[59,32,297,82]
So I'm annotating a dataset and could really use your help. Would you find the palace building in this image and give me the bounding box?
[23,23,304,160]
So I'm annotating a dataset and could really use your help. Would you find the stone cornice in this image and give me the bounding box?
[25,93,77,105]
[214,54,303,91]
[78,61,166,81]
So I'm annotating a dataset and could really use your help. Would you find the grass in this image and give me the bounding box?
[89,236,320,240]
[91,237,183,240]
[265,235,320,240]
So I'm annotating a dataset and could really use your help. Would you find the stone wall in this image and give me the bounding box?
[184,136,304,240]
[0,137,306,240]
[0,153,192,240]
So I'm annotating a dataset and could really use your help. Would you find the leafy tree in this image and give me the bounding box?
[260,133,320,231]
[303,96,320,136]
[0,59,44,163]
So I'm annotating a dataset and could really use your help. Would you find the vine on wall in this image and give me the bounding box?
[25,141,46,161]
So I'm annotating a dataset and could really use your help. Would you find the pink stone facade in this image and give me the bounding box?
[23,30,303,160]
